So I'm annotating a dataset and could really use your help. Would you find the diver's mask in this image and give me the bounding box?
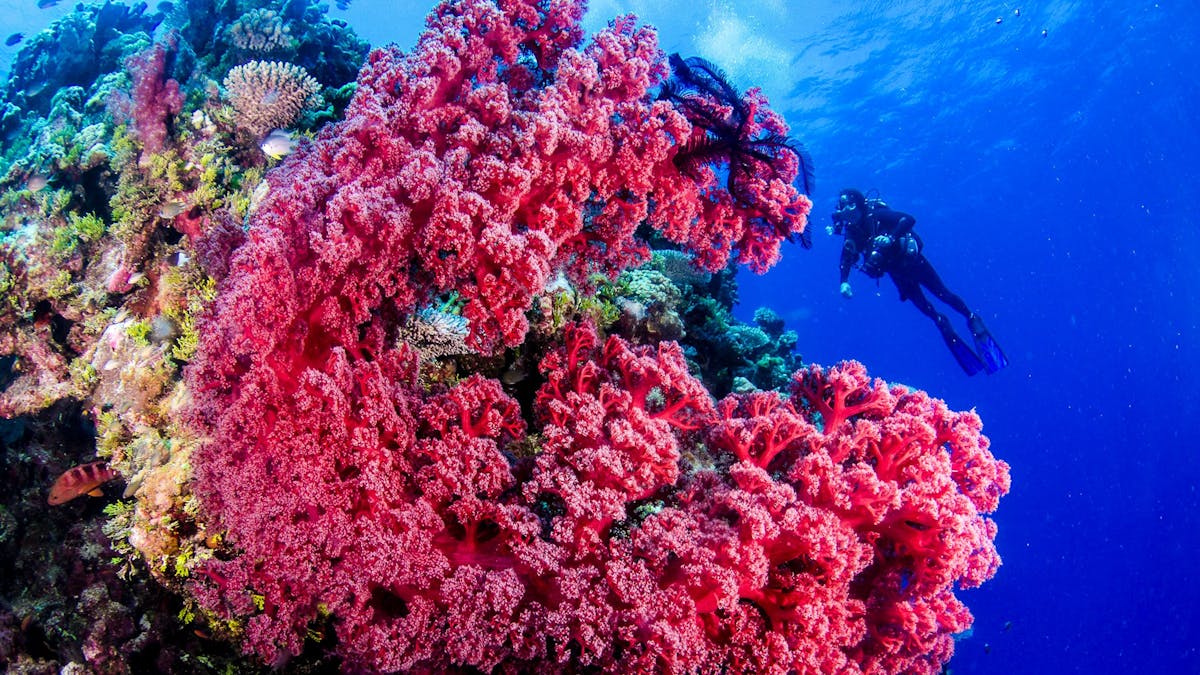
[830,197,858,235]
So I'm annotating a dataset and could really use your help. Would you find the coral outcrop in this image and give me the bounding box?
[0,0,1007,673]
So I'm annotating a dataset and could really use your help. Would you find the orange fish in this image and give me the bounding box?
[47,461,118,505]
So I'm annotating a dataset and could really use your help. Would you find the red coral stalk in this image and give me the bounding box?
[710,391,819,469]
[791,361,893,443]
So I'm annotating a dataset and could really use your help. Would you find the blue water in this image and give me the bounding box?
[720,3,1200,672]
[3,0,1196,672]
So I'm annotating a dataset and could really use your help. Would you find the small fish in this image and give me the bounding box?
[37,0,60,8]
[25,174,48,192]
[48,461,118,505]
[260,129,296,160]
[158,199,188,218]
[5,33,23,46]
[22,79,47,97]
[500,366,527,385]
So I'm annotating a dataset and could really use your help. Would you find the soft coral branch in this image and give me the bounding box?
[791,361,892,440]
[125,39,184,154]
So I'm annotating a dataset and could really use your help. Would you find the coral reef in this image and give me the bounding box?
[0,0,370,671]
[0,0,1007,673]
[178,1,1002,673]
[0,403,246,673]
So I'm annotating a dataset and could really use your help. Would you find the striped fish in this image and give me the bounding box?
[47,461,118,505]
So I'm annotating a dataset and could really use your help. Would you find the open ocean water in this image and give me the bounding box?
[2,0,1197,672]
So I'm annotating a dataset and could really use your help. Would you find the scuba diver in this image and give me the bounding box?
[830,188,1008,375]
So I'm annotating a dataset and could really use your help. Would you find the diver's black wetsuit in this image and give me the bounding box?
[836,198,1006,375]
[838,205,914,286]
[838,206,972,328]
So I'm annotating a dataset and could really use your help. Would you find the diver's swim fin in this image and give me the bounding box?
[968,315,1009,374]
[938,319,986,376]
[947,333,987,376]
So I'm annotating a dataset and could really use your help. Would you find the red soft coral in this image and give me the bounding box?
[184,1,1003,672]
[192,326,1007,673]
[782,362,1010,672]
[209,0,808,356]
[655,361,1011,674]
[529,322,715,549]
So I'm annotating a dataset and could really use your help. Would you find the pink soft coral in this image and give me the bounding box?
[125,40,184,154]
[217,0,808,356]
[191,322,1008,673]
[185,0,1004,672]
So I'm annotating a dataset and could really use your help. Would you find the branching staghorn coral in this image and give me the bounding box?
[222,60,320,137]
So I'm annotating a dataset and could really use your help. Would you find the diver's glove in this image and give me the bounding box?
[840,281,853,298]
[872,234,894,249]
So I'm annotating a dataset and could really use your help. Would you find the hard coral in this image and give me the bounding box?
[227,9,295,54]
[222,60,320,136]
